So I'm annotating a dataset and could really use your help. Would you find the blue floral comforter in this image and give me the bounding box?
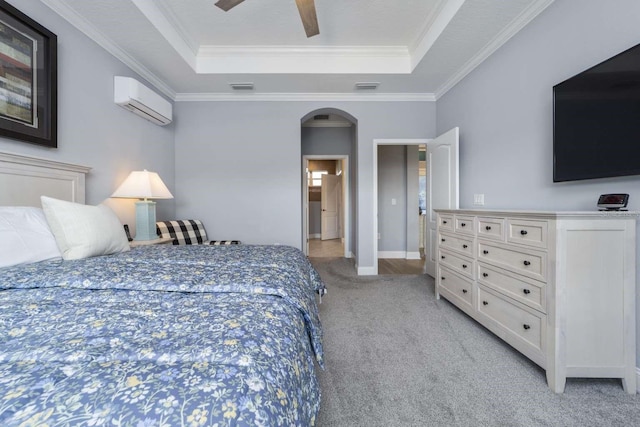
[0,244,325,426]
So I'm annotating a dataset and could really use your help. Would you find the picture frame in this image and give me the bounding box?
[0,1,57,148]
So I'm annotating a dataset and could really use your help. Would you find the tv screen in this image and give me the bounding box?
[553,43,640,182]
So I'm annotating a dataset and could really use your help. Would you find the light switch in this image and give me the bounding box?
[473,194,485,206]
[391,198,397,205]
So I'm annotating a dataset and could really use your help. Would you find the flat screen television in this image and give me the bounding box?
[553,43,640,182]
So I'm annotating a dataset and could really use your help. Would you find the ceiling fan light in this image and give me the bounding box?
[355,82,380,90]
[230,82,254,90]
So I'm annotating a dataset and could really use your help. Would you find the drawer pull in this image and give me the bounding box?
[441,238,445,242]
[482,301,489,306]
[461,223,466,227]
[483,250,489,255]
[523,260,531,266]
[485,226,492,231]
[462,289,468,294]
[443,220,448,224]
[441,255,445,259]
[482,273,488,278]
[462,264,468,269]
[520,230,528,235]
[441,277,445,281]
[523,289,531,295]
[462,244,468,249]
[523,324,531,330]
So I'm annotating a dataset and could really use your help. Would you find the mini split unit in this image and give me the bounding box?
[114,76,173,126]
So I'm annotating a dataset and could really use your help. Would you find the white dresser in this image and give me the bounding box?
[435,209,637,394]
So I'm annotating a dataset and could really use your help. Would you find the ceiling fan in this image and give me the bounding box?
[214,0,320,38]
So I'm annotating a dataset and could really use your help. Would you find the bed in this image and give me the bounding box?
[0,152,325,426]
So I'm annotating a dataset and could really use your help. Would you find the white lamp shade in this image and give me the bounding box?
[111,170,173,200]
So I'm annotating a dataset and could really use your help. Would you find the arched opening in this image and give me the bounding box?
[300,108,358,259]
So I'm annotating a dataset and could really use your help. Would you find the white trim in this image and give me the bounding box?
[357,265,377,276]
[175,92,436,102]
[309,233,321,239]
[41,0,176,100]
[435,0,555,99]
[410,0,466,70]
[303,121,353,128]
[373,138,431,276]
[378,251,407,259]
[637,367,640,393]
[406,251,422,260]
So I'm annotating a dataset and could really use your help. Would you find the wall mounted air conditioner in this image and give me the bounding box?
[114,76,172,126]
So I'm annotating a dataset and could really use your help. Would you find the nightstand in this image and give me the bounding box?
[130,237,174,247]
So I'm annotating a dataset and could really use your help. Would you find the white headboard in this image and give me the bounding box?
[0,152,91,207]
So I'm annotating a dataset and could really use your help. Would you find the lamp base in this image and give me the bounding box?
[134,200,158,241]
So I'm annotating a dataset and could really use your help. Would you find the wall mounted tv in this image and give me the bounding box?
[553,43,640,182]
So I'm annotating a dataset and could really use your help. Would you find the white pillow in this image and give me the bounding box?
[41,196,130,260]
[0,207,62,268]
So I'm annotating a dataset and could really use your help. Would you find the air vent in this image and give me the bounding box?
[230,82,254,90]
[314,114,329,120]
[355,82,380,90]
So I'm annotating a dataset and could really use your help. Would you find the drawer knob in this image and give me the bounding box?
[462,289,468,294]
[483,250,489,255]
[520,230,528,235]
[462,244,468,249]
[441,255,445,259]
[443,220,448,224]
[482,301,489,306]
[523,289,531,295]
[441,238,445,242]
[523,324,531,330]
[523,260,531,266]
[461,223,466,227]
[441,277,445,280]
[482,273,488,278]
[462,264,468,269]
[485,226,492,231]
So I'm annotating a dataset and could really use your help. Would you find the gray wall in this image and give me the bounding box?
[378,145,407,253]
[406,145,419,255]
[0,0,175,231]
[436,0,640,366]
[174,101,435,271]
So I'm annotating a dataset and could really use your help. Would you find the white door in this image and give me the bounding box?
[321,174,340,240]
[425,127,459,277]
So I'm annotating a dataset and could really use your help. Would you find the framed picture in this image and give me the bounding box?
[0,1,57,148]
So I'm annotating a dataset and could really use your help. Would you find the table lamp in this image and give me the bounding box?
[111,170,173,241]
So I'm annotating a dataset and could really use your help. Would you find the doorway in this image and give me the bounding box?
[373,128,459,276]
[303,155,349,258]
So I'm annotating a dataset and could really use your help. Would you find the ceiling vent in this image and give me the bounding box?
[355,82,380,90]
[230,82,254,90]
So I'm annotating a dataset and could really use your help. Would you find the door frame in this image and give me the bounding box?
[302,154,350,258]
[373,139,431,275]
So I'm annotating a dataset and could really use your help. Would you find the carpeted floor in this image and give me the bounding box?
[310,257,640,427]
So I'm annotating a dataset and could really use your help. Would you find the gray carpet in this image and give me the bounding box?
[310,257,640,427]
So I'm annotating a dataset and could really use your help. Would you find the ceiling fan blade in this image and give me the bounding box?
[295,0,319,37]
[215,0,245,12]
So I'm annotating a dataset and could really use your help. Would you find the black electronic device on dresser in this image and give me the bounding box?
[597,193,629,211]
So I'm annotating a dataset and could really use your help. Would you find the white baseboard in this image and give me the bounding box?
[406,251,421,260]
[636,367,640,393]
[346,251,354,258]
[309,233,321,239]
[378,251,406,259]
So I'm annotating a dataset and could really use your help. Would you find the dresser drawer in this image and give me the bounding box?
[439,249,474,279]
[478,242,546,282]
[439,214,454,232]
[477,285,545,353]
[438,266,473,308]
[454,215,475,236]
[507,219,548,249]
[478,263,546,313]
[478,217,505,241]
[439,232,474,257]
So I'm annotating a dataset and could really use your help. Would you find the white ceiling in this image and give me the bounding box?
[41,0,554,100]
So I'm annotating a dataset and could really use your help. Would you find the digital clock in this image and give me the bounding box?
[597,194,629,211]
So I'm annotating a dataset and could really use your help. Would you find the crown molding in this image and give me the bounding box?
[174,92,436,102]
[41,0,177,99]
[434,0,555,99]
